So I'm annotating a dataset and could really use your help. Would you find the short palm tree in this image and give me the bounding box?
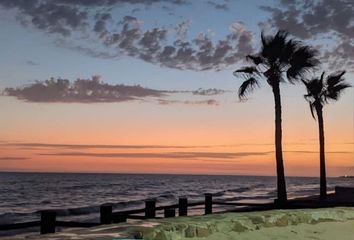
[234,31,319,205]
[302,71,351,199]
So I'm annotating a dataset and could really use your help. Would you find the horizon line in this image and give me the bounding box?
[0,170,344,178]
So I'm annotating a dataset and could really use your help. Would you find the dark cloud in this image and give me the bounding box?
[206,1,229,11]
[94,18,254,71]
[2,76,226,104]
[25,60,39,66]
[0,0,89,36]
[0,0,188,36]
[0,157,29,160]
[3,76,164,103]
[39,151,270,160]
[0,0,254,71]
[55,0,189,6]
[261,0,354,71]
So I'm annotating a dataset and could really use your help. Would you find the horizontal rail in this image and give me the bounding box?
[0,221,40,231]
[56,221,100,228]
[112,201,205,216]
[213,201,274,206]
[113,207,146,215]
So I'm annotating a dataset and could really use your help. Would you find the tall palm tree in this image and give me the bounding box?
[302,71,351,199]
[234,31,319,205]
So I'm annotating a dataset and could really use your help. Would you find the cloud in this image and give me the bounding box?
[2,76,226,104]
[0,1,254,71]
[25,60,39,66]
[206,1,229,11]
[4,142,204,150]
[0,157,29,160]
[0,0,89,36]
[87,18,254,71]
[157,99,219,106]
[260,0,354,71]
[284,150,354,154]
[192,88,226,96]
[39,151,270,160]
[0,0,187,37]
[3,75,165,103]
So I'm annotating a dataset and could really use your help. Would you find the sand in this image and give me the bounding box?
[5,207,354,240]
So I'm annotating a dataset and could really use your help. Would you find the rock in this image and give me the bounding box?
[196,226,211,237]
[184,225,196,238]
[275,215,289,227]
[249,215,265,224]
[232,221,248,232]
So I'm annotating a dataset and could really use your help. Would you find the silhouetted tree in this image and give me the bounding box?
[302,71,351,199]
[234,31,319,205]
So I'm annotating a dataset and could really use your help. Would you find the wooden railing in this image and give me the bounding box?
[0,193,274,235]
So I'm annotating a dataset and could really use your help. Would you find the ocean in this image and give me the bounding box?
[0,172,353,236]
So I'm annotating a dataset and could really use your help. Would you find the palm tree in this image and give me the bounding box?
[302,71,351,199]
[233,31,319,205]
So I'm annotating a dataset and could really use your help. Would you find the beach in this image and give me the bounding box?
[7,207,354,240]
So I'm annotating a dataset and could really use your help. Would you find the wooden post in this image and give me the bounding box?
[113,213,127,223]
[164,208,175,218]
[205,193,212,215]
[145,200,156,218]
[40,210,56,234]
[178,197,188,216]
[100,205,112,224]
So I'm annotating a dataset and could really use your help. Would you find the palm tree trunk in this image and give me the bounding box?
[316,104,327,199]
[272,83,287,204]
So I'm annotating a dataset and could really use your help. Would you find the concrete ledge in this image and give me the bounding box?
[335,186,354,202]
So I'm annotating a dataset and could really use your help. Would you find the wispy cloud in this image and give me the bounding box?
[2,76,226,104]
[192,88,227,96]
[39,151,270,160]
[3,76,164,103]
[3,141,332,151]
[24,60,39,66]
[284,150,354,154]
[206,1,229,11]
[0,157,29,160]
[5,142,205,150]
[157,99,219,106]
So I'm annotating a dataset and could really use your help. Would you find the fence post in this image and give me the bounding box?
[164,208,176,218]
[205,193,212,215]
[100,205,112,224]
[40,210,56,234]
[178,197,188,216]
[145,199,156,218]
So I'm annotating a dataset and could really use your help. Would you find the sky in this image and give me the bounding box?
[0,0,353,176]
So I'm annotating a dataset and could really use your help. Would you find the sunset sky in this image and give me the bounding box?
[0,0,353,176]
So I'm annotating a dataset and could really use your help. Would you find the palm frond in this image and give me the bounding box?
[288,45,319,80]
[325,83,351,101]
[233,66,259,76]
[238,77,259,100]
[280,39,299,64]
[325,71,351,101]
[326,71,346,88]
[246,54,263,65]
[308,101,316,120]
[261,30,289,63]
